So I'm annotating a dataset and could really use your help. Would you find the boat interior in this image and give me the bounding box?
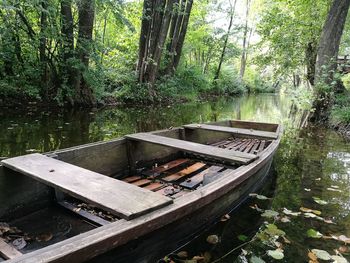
[0,120,280,261]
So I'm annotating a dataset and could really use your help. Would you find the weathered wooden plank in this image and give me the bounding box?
[152,159,189,174]
[225,140,242,149]
[126,133,257,164]
[155,186,181,196]
[258,140,266,153]
[249,140,260,154]
[131,179,152,187]
[244,140,256,153]
[144,182,165,191]
[203,169,235,185]
[184,124,278,139]
[57,201,111,226]
[162,162,206,182]
[180,166,223,189]
[0,238,22,259]
[1,154,173,220]
[237,139,252,152]
[122,176,141,183]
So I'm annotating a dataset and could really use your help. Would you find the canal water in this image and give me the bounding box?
[0,94,349,262]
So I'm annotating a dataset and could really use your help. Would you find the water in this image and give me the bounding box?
[0,94,349,262]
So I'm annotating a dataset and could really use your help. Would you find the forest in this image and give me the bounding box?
[0,0,350,125]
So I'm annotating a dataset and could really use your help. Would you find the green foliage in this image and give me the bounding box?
[331,94,350,123]
[212,66,246,95]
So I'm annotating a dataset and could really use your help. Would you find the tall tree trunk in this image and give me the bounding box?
[39,0,48,99]
[239,0,251,80]
[310,0,350,123]
[305,41,317,85]
[73,0,96,106]
[171,0,193,72]
[214,0,237,80]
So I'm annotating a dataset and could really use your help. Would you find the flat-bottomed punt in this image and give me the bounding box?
[0,120,282,262]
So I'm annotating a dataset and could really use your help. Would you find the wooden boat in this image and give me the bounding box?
[0,120,282,263]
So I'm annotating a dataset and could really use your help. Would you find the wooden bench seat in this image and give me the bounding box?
[126,133,257,165]
[183,123,278,140]
[1,154,172,220]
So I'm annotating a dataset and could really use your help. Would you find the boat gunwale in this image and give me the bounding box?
[5,121,282,263]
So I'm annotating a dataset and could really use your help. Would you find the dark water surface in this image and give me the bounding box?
[0,94,349,262]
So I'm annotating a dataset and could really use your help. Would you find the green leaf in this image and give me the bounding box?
[261,210,279,218]
[250,255,266,263]
[311,249,331,260]
[307,229,323,238]
[265,224,286,236]
[267,249,284,260]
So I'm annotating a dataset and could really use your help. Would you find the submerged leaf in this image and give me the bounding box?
[267,249,284,260]
[280,216,291,223]
[249,193,270,200]
[238,234,249,241]
[220,214,230,222]
[261,210,279,218]
[307,229,323,238]
[311,249,331,260]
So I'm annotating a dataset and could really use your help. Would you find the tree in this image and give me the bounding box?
[214,0,237,80]
[310,0,350,122]
[239,0,251,80]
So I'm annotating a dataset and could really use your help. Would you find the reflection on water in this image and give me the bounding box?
[0,93,349,261]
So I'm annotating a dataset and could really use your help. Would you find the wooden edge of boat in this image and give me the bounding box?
[4,122,283,263]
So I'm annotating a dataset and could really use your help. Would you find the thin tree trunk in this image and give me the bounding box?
[305,41,317,85]
[310,0,350,123]
[239,0,251,80]
[73,0,96,106]
[214,0,237,80]
[39,0,48,98]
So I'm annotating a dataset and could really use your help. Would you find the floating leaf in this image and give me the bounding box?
[261,210,279,218]
[265,224,285,236]
[249,193,269,200]
[12,238,27,250]
[220,214,230,222]
[311,249,331,260]
[282,208,301,216]
[250,255,266,263]
[331,185,339,189]
[267,249,284,260]
[300,207,322,215]
[307,229,323,238]
[315,178,321,181]
[338,235,350,244]
[308,251,317,261]
[280,216,291,223]
[330,255,348,263]
[250,204,264,212]
[238,234,249,242]
[304,188,311,192]
[313,197,328,205]
[323,218,335,224]
[206,235,219,245]
[327,187,342,193]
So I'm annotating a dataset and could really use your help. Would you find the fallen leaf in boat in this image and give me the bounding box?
[250,255,266,263]
[280,216,291,223]
[206,235,219,245]
[330,255,348,263]
[267,249,284,260]
[282,208,301,216]
[313,197,328,205]
[12,238,27,250]
[177,251,188,259]
[36,233,53,242]
[300,207,322,215]
[307,229,323,238]
[202,251,211,263]
[311,249,331,260]
[192,256,205,261]
[73,207,81,212]
[220,214,230,222]
[308,251,318,262]
[261,210,279,218]
[0,222,10,235]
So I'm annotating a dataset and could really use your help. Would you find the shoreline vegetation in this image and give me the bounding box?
[0,0,350,134]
